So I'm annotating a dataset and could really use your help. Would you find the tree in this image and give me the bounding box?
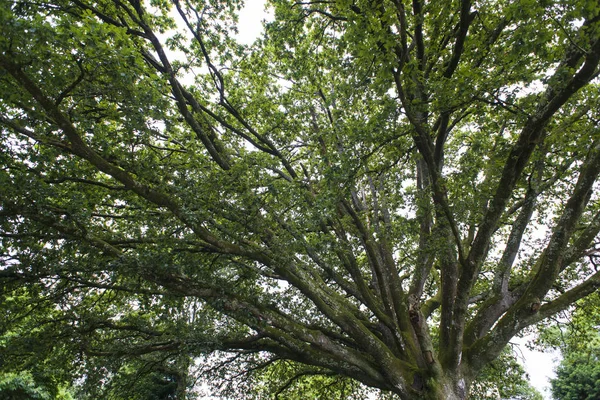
[1,0,599,398]
[551,340,600,400]
[239,347,542,399]
[534,292,600,400]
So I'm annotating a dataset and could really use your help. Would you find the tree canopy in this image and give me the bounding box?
[1,0,600,398]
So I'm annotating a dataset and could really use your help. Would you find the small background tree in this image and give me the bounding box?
[535,292,600,400]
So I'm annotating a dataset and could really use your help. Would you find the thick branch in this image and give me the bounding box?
[467,142,600,372]
[458,23,600,353]
[0,54,255,260]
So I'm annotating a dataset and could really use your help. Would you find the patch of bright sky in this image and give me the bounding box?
[513,335,559,399]
[235,0,273,45]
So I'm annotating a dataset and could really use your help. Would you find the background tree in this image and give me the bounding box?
[469,347,542,400]
[532,292,600,400]
[242,359,378,399]
[551,340,600,400]
[0,371,75,400]
[1,0,600,399]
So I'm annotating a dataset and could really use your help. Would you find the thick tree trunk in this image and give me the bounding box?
[398,373,469,400]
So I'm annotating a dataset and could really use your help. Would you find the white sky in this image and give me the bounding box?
[235,0,271,45]
[513,336,559,399]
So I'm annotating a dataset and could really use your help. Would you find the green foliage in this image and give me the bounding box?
[551,339,600,400]
[470,348,542,400]
[533,292,600,400]
[244,359,376,399]
[0,372,51,400]
[1,0,600,398]
[0,371,74,400]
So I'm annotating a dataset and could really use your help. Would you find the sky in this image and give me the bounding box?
[235,0,272,45]
[514,336,558,399]
[232,0,560,397]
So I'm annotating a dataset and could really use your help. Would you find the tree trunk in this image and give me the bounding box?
[398,373,469,400]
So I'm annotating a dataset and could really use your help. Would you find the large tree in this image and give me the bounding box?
[1,0,599,398]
